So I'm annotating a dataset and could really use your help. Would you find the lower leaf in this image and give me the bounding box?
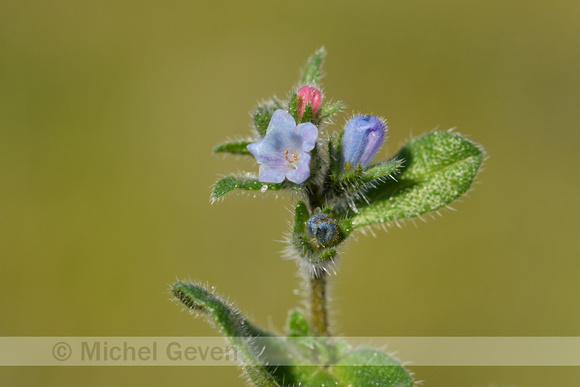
[333,348,414,387]
[171,282,281,387]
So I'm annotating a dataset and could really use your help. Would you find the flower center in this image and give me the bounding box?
[283,149,299,169]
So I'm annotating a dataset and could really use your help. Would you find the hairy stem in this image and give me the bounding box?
[305,175,331,336]
[310,273,329,336]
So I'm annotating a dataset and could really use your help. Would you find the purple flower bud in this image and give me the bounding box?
[306,214,338,246]
[340,115,387,171]
[297,86,322,121]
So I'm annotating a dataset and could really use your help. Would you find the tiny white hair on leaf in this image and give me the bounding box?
[209,171,294,205]
[346,127,486,236]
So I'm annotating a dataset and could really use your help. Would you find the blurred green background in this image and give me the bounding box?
[1,0,579,385]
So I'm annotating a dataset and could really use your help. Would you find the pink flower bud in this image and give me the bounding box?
[297,86,322,121]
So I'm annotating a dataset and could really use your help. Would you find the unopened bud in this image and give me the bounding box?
[297,86,322,121]
[340,115,386,171]
[306,214,338,247]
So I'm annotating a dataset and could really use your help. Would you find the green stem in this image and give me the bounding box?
[310,272,329,336]
[304,171,331,336]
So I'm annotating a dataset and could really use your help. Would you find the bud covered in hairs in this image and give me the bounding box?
[340,115,386,171]
[306,214,338,247]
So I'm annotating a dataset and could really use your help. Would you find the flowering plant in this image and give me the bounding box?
[171,48,485,386]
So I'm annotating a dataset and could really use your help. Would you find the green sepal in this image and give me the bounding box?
[338,218,354,240]
[300,47,326,86]
[171,282,281,387]
[337,159,403,191]
[213,140,252,155]
[315,102,343,125]
[211,176,285,200]
[311,248,337,263]
[252,99,282,136]
[363,159,404,182]
[293,201,310,236]
[301,102,314,123]
[337,163,365,185]
[321,206,333,215]
[288,93,299,123]
[329,130,345,179]
[351,131,485,227]
[327,134,340,180]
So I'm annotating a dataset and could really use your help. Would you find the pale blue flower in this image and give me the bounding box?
[247,109,318,184]
[340,115,387,171]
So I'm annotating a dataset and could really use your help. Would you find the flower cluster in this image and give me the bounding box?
[210,47,481,278]
[212,50,392,273]
[247,97,387,187]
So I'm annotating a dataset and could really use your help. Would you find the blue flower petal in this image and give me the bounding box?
[247,110,319,185]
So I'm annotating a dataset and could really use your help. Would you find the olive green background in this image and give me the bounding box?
[1,1,579,386]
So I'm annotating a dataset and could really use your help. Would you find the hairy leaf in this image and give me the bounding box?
[171,282,281,387]
[212,176,284,200]
[214,140,252,155]
[352,131,485,227]
[275,312,413,386]
[317,102,343,123]
[300,47,326,86]
[363,159,404,182]
[301,102,314,123]
[253,99,282,136]
[333,349,414,386]
[287,93,298,123]
[293,201,310,236]
[338,159,403,191]
[173,290,413,386]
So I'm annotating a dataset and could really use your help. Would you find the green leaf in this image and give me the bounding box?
[338,159,401,187]
[213,140,252,155]
[327,134,340,179]
[288,93,298,123]
[253,99,282,136]
[279,310,414,386]
[352,131,485,227]
[211,176,284,200]
[363,159,404,183]
[316,102,343,124]
[171,282,281,387]
[286,309,313,338]
[300,47,326,86]
[172,290,414,387]
[333,348,414,387]
[330,129,345,179]
[338,163,365,184]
